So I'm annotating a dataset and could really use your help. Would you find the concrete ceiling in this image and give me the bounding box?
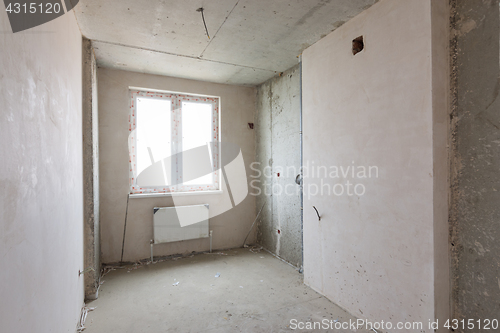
[74,0,378,86]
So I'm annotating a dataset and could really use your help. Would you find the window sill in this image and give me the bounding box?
[130,190,223,199]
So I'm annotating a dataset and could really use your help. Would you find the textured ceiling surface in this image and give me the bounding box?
[74,0,378,86]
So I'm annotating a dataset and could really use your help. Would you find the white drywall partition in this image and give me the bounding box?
[302,0,449,331]
[0,10,84,333]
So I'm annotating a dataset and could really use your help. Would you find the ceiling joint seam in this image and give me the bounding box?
[91,39,275,73]
[199,0,241,58]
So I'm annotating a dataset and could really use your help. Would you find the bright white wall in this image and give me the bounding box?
[98,68,256,263]
[0,11,84,333]
[302,0,449,330]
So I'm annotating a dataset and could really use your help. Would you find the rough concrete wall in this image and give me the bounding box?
[98,68,256,263]
[0,11,84,333]
[255,65,302,267]
[431,0,451,327]
[302,0,449,329]
[255,80,274,255]
[450,0,500,325]
[83,38,100,300]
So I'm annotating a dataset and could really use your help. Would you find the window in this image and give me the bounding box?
[129,89,220,194]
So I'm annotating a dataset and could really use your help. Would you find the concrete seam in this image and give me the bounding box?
[91,39,274,73]
[199,0,241,58]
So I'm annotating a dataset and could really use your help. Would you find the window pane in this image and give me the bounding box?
[182,101,213,185]
[136,97,171,184]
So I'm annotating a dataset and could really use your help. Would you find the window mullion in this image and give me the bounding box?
[176,96,183,191]
[170,96,177,191]
[212,99,218,189]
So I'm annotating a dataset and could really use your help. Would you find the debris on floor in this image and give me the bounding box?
[102,252,201,273]
[101,266,120,278]
[173,281,180,286]
[248,246,263,254]
[127,263,144,272]
[215,272,220,278]
[76,305,96,332]
[204,251,228,256]
[172,254,194,261]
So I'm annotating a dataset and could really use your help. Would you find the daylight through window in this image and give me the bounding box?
[129,90,220,194]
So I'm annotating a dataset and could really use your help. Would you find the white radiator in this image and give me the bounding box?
[151,204,211,261]
[153,204,210,244]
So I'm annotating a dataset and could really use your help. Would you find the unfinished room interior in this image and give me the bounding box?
[1,0,499,332]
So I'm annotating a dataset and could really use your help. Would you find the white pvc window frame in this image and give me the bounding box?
[129,89,220,194]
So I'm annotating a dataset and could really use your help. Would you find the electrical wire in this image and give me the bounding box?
[197,8,210,39]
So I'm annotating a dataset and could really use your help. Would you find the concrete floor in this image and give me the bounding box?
[84,248,369,332]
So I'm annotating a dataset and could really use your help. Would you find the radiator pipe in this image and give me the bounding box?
[150,240,154,263]
[209,230,213,253]
[120,194,130,264]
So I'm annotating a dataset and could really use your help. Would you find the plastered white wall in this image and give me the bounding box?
[0,11,84,333]
[98,68,257,263]
[302,0,449,330]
